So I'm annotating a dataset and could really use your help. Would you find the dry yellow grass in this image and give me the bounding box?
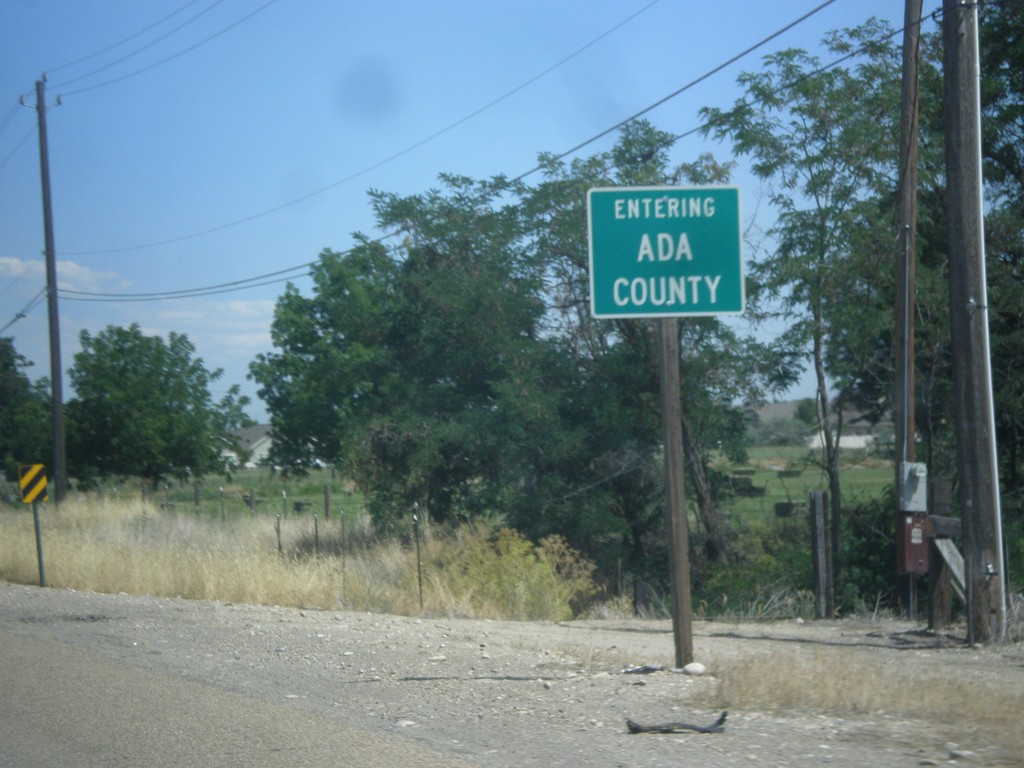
[4,495,1022,761]
[0,495,591,618]
[0,497,345,608]
[702,646,1024,762]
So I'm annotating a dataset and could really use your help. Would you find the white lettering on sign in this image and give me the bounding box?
[637,232,693,262]
[613,195,716,220]
[613,275,722,307]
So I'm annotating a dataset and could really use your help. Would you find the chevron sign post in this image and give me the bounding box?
[19,463,48,504]
[18,464,47,586]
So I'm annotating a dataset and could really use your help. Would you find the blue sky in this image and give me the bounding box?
[0,0,933,420]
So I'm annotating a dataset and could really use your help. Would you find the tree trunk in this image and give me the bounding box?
[813,303,842,618]
[680,405,729,564]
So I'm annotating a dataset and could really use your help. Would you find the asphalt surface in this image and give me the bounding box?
[1,584,1021,767]
[0,629,472,768]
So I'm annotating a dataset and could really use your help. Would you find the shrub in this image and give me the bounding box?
[0,495,596,621]
[437,527,595,621]
[698,518,813,618]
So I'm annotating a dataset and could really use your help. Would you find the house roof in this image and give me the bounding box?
[755,400,802,423]
[751,399,893,431]
[232,424,272,450]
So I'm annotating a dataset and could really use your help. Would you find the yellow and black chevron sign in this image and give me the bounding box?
[19,464,48,504]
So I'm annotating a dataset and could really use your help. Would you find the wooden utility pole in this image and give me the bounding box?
[895,0,922,474]
[658,317,693,667]
[29,77,68,503]
[894,0,924,616]
[942,0,1006,642]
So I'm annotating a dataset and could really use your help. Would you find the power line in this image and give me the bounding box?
[0,256,32,300]
[60,0,665,257]
[60,261,313,300]
[0,100,22,136]
[0,123,35,173]
[512,0,842,182]
[57,0,281,97]
[57,229,404,303]
[52,1,910,305]
[46,0,209,76]
[661,6,942,152]
[60,274,299,302]
[0,286,46,334]
[0,2,270,177]
[60,0,846,264]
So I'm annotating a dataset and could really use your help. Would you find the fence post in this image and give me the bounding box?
[928,479,954,629]
[413,508,424,613]
[33,499,46,587]
[810,490,829,619]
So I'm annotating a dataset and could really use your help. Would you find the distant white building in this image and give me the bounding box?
[227,424,273,468]
[751,400,893,453]
[809,430,879,451]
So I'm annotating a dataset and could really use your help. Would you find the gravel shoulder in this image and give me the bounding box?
[1,584,1022,767]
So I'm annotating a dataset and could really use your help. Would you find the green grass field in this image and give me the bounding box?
[716,445,894,525]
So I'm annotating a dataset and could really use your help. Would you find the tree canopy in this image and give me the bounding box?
[0,337,50,482]
[251,123,796,584]
[66,324,251,485]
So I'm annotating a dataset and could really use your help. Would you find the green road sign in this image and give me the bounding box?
[587,186,744,318]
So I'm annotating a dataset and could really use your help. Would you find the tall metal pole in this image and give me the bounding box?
[33,77,67,503]
[942,0,1005,642]
[658,318,692,667]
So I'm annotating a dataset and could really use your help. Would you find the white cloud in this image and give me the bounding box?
[57,259,129,293]
[1,256,127,294]
[0,256,42,280]
[148,297,275,352]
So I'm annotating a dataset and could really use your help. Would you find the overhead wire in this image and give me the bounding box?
[0,100,32,171]
[57,230,406,304]
[60,261,314,301]
[0,1,246,175]
[0,100,22,136]
[56,0,282,96]
[58,0,873,304]
[0,0,286,326]
[10,1,925,311]
[0,286,47,334]
[60,274,300,302]
[0,1,277,180]
[0,123,35,173]
[46,0,210,76]
[60,0,666,257]
[660,4,944,155]
[512,0,842,182]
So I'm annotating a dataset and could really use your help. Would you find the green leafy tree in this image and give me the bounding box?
[0,337,50,481]
[521,123,798,573]
[253,125,795,596]
[252,179,544,527]
[251,238,398,473]
[701,21,904,594]
[66,324,249,485]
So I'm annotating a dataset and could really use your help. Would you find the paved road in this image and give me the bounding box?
[0,629,472,768]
